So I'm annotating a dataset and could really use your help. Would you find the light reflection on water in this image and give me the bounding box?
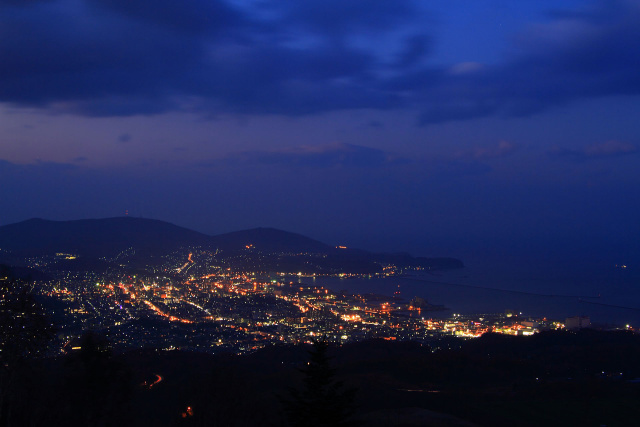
[286,259,640,327]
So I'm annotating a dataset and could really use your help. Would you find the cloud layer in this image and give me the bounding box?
[219,143,406,168]
[1,0,639,122]
[551,140,638,160]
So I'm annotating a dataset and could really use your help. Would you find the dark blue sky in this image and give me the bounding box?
[1,0,638,263]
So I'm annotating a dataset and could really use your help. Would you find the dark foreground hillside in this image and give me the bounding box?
[2,330,640,427]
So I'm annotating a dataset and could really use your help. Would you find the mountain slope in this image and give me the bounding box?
[0,217,212,257]
[0,217,463,271]
[209,227,331,253]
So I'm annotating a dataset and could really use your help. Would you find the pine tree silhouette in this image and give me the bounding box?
[282,340,358,427]
[61,331,132,427]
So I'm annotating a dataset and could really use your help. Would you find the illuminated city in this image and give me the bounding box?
[2,0,640,424]
[18,246,608,357]
[3,231,638,426]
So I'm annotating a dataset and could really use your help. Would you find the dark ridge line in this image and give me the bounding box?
[397,276,601,299]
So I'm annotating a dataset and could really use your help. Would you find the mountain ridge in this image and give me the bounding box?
[209,226,331,253]
[0,217,212,257]
[0,217,463,271]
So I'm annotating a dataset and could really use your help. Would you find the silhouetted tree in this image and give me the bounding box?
[282,340,358,427]
[59,331,132,427]
[0,265,54,426]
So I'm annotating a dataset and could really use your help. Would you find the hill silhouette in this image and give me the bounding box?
[0,217,212,257]
[0,217,463,271]
[209,227,330,253]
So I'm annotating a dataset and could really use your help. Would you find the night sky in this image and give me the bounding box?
[1,0,639,263]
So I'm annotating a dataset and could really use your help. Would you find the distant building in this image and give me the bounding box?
[565,316,590,330]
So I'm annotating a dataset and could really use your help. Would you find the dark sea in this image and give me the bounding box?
[286,253,640,327]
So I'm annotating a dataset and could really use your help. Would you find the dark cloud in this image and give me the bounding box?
[0,1,202,112]
[550,140,638,160]
[0,0,53,6]
[0,0,419,116]
[276,0,419,37]
[187,43,391,115]
[219,143,408,168]
[395,35,431,68]
[413,0,640,124]
[0,0,639,122]
[90,0,242,36]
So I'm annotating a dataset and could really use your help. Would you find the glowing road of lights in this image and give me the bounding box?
[143,300,193,323]
[141,374,163,389]
[180,298,210,314]
[176,253,194,273]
